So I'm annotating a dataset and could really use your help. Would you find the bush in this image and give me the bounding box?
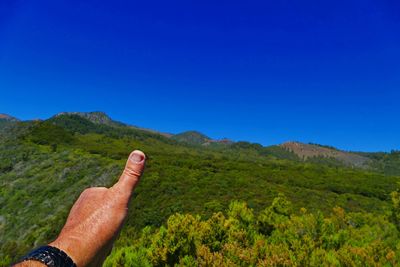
[106,195,400,266]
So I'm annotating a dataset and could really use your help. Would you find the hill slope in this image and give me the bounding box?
[0,113,19,122]
[171,131,211,145]
[54,111,124,127]
[0,114,21,137]
[281,141,371,168]
[0,112,399,265]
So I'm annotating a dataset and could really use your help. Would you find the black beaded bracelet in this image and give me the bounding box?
[18,245,77,267]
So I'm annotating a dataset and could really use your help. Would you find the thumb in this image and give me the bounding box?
[112,150,146,200]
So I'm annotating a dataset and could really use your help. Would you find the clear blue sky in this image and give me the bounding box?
[0,0,399,152]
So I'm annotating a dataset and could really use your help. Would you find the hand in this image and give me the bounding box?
[16,150,146,267]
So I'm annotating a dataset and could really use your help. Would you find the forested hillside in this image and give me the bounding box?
[1,113,399,266]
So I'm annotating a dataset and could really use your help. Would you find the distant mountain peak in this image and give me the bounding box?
[171,131,234,146]
[0,113,20,121]
[55,111,124,127]
[180,130,210,139]
[54,111,177,137]
[172,131,211,145]
[56,111,109,119]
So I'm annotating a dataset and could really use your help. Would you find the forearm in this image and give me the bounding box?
[14,261,45,267]
[12,150,145,267]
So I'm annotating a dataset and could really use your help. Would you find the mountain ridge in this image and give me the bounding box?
[280,141,371,168]
[0,113,20,122]
[1,111,398,168]
[1,110,400,265]
[54,111,125,127]
[54,111,174,138]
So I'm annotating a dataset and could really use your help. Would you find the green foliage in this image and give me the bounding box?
[105,196,400,266]
[308,143,339,150]
[0,119,15,133]
[48,114,175,143]
[25,122,75,145]
[172,131,211,145]
[258,194,292,236]
[0,141,120,264]
[260,145,300,161]
[391,189,400,231]
[1,114,400,265]
[365,150,400,176]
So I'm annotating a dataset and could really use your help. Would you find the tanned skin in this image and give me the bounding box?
[15,150,146,267]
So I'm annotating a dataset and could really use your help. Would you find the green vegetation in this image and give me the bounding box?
[171,131,211,145]
[362,151,400,176]
[308,142,339,150]
[1,114,400,266]
[105,195,400,266]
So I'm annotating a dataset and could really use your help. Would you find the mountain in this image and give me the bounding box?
[280,141,371,168]
[0,113,20,137]
[171,131,234,146]
[54,111,125,127]
[55,111,174,138]
[1,111,400,265]
[0,113,19,122]
[171,131,211,145]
